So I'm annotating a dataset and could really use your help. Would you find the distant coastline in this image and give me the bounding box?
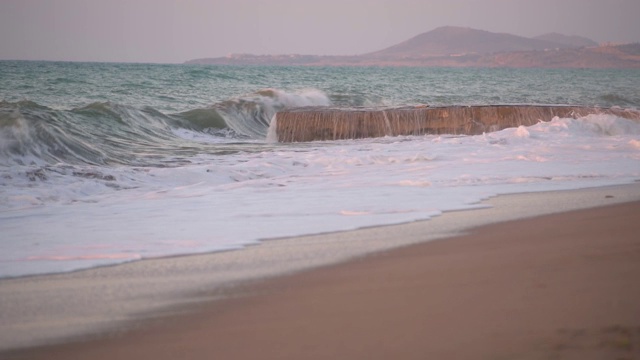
[186,26,640,69]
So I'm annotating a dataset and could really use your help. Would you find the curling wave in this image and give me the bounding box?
[0,89,332,166]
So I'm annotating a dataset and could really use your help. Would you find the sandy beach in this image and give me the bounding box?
[2,184,640,359]
[3,5,640,359]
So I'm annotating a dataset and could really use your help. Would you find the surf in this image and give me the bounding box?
[0,88,332,167]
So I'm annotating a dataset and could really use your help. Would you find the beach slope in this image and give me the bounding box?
[6,198,640,359]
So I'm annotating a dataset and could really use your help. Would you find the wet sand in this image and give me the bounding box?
[5,198,640,359]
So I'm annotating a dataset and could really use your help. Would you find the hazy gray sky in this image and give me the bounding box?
[1,0,639,63]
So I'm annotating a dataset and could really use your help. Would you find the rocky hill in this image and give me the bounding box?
[366,26,568,59]
[186,27,640,69]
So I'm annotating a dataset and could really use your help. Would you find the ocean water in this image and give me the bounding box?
[1,61,639,278]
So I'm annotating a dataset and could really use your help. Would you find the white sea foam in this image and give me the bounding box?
[1,114,639,278]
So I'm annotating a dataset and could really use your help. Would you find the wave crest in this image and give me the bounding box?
[0,89,332,166]
[213,88,330,138]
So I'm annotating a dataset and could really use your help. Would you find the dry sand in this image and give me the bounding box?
[1,184,640,359]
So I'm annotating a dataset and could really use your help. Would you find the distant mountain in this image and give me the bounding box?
[366,26,566,59]
[186,27,640,69]
[533,32,599,48]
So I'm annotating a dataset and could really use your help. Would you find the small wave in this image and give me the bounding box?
[328,93,387,107]
[575,114,640,136]
[174,88,331,139]
[72,102,128,125]
[214,88,331,138]
[50,76,87,85]
[536,114,640,137]
[185,67,212,77]
[599,93,639,107]
[174,108,228,130]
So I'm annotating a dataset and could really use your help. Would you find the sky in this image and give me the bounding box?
[1,0,639,64]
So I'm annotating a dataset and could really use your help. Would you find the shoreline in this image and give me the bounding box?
[1,183,640,354]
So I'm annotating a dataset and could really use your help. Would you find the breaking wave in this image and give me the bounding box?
[0,89,331,166]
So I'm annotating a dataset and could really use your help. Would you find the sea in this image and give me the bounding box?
[1,61,639,278]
